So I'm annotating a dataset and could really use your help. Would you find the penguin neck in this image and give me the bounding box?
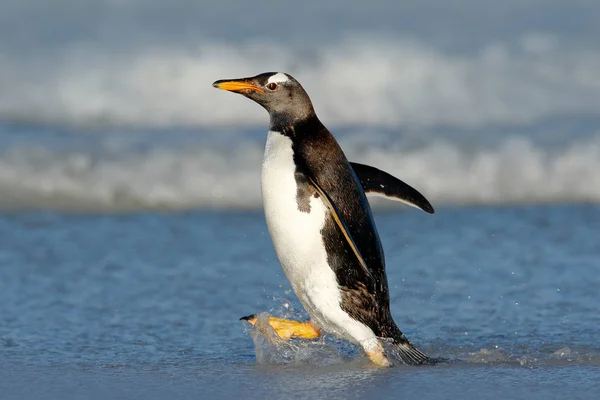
[269,112,322,138]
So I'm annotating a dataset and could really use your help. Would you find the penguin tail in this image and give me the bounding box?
[390,338,433,365]
[384,326,435,366]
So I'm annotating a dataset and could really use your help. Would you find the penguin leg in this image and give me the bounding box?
[241,314,321,340]
[361,339,393,367]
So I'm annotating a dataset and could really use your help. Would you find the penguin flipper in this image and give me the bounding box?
[350,162,435,214]
[307,175,373,280]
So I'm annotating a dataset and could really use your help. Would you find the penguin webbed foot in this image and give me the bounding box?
[240,313,321,340]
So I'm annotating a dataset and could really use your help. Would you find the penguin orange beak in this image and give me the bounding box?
[212,79,264,93]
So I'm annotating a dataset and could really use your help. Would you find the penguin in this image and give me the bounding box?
[213,72,435,367]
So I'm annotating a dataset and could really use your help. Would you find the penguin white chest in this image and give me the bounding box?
[259,131,379,347]
[261,131,331,287]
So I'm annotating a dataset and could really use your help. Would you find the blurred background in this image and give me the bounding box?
[1,0,599,211]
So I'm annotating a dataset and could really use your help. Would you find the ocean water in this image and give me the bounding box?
[1,0,600,398]
[1,206,599,399]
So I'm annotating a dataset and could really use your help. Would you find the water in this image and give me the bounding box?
[1,206,599,399]
[1,0,600,398]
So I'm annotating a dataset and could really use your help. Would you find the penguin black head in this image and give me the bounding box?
[213,72,316,124]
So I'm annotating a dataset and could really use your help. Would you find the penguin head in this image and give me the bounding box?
[213,72,315,123]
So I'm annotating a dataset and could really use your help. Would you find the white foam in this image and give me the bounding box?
[1,134,600,211]
[0,34,599,129]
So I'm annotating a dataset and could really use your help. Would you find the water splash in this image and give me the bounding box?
[244,313,356,366]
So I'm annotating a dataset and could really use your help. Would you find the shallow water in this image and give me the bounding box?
[1,205,599,399]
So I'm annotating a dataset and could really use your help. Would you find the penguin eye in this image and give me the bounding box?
[266,82,278,91]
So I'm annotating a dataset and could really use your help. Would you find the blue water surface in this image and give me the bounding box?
[1,205,599,399]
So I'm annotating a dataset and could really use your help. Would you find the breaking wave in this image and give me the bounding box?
[1,134,599,212]
[1,34,599,129]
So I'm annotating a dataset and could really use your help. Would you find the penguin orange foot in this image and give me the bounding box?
[241,314,321,340]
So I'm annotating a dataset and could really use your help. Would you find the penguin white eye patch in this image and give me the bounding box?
[267,72,289,84]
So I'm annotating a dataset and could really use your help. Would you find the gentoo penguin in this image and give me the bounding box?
[213,72,435,367]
